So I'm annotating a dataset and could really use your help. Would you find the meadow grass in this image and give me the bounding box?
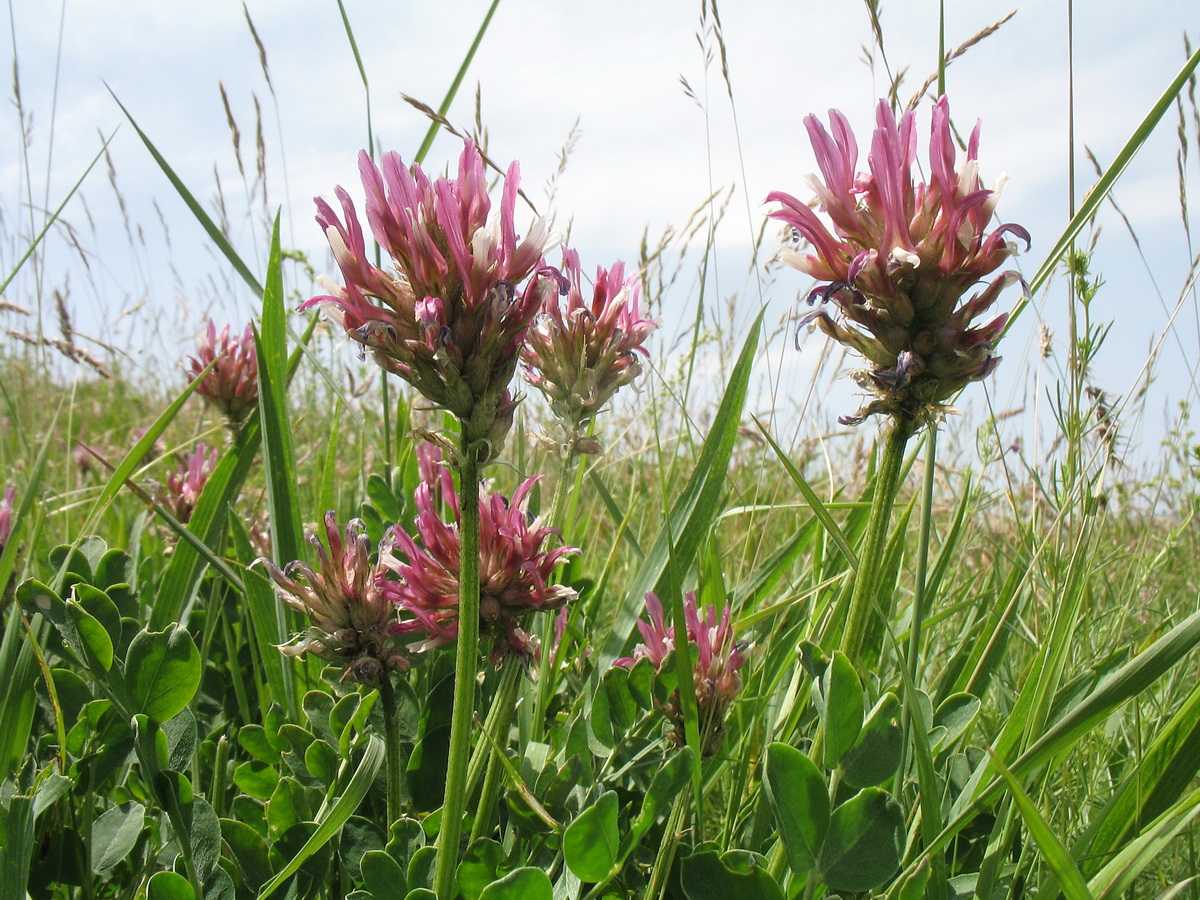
[2,3,1200,899]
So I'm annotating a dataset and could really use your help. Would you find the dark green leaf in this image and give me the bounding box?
[125,625,202,722]
[563,790,619,882]
[841,693,903,789]
[90,801,145,874]
[361,849,408,900]
[818,788,904,892]
[764,743,828,876]
[821,651,864,768]
[680,850,784,900]
[477,867,553,900]
[221,818,272,891]
[147,871,196,900]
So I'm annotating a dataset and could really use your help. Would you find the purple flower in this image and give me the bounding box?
[185,321,259,428]
[161,444,218,524]
[615,591,748,756]
[765,97,1029,425]
[379,443,579,665]
[305,140,564,457]
[521,249,656,454]
[258,513,408,683]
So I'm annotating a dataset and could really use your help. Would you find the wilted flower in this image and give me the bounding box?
[185,321,259,428]
[161,444,218,524]
[766,96,1030,425]
[615,591,748,756]
[305,140,564,458]
[258,512,408,684]
[380,443,579,665]
[521,249,655,455]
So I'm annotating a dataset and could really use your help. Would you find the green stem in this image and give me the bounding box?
[839,416,915,666]
[469,660,523,843]
[906,426,937,686]
[379,675,404,831]
[532,445,579,725]
[640,789,690,900]
[434,435,482,900]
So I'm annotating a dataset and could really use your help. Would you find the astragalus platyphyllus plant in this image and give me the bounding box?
[257,512,408,684]
[380,443,579,665]
[521,249,656,456]
[766,96,1029,426]
[305,140,563,458]
[185,320,258,429]
[616,591,747,756]
[161,444,218,524]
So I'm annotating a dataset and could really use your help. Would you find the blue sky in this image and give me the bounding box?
[2,0,1198,470]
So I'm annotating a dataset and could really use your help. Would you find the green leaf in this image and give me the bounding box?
[930,692,980,755]
[148,871,197,900]
[90,801,145,874]
[600,667,637,734]
[841,693,903,789]
[361,849,408,900]
[255,215,303,565]
[457,839,505,900]
[407,845,438,892]
[763,743,828,876]
[630,748,694,841]
[821,651,864,768]
[986,749,1092,900]
[221,819,272,891]
[125,625,202,722]
[680,850,784,900]
[563,790,620,883]
[818,788,904,892]
[255,734,385,900]
[477,867,553,900]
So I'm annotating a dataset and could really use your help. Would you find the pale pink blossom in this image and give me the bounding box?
[162,444,218,524]
[185,321,259,428]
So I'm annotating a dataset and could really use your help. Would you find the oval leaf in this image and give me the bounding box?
[821,651,864,768]
[477,867,552,900]
[763,743,828,876]
[563,790,619,882]
[680,850,784,900]
[125,625,202,722]
[818,788,904,893]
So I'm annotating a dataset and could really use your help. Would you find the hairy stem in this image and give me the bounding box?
[469,659,523,843]
[839,416,914,665]
[378,674,403,831]
[434,434,482,900]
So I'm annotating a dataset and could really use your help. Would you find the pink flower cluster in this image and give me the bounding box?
[766,96,1029,425]
[306,141,563,456]
[162,444,218,524]
[258,513,408,684]
[0,486,15,553]
[616,591,747,755]
[380,443,579,665]
[521,249,656,453]
[186,321,259,428]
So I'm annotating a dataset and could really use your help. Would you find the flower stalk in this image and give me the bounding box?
[834,416,915,665]
[377,674,404,830]
[433,436,481,900]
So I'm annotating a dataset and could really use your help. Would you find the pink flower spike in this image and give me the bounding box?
[257,512,408,683]
[379,442,580,665]
[161,444,219,524]
[520,249,656,454]
[614,591,748,756]
[185,321,259,429]
[308,140,562,458]
[767,96,1029,426]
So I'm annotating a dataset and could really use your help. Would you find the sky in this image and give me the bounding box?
[2,0,1198,472]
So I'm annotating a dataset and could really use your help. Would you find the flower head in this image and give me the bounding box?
[521,249,656,454]
[258,512,408,684]
[305,140,564,457]
[185,321,259,428]
[162,444,218,523]
[380,443,579,665]
[615,591,748,756]
[765,96,1029,425]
